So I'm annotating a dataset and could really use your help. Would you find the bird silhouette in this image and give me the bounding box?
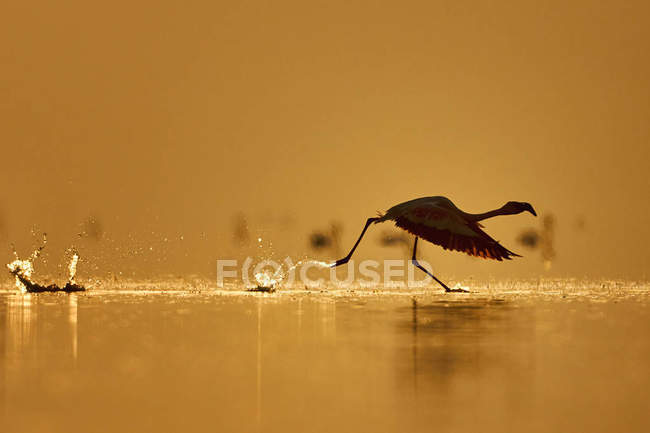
[517,213,556,270]
[332,196,536,292]
[309,221,343,257]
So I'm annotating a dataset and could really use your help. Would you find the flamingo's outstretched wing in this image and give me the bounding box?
[392,204,520,261]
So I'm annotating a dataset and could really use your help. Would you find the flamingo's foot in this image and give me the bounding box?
[445,286,470,293]
[331,257,350,268]
[248,285,276,293]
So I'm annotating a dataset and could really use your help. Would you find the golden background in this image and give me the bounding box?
[1,1,648,279]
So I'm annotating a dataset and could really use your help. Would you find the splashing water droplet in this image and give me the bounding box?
[250,259,332,291]
[254,271,280,288]
[6,258,34,293]
[6,234,47,292]
[6,235,85,293]
[452,283,470,292]
[68,253,79,284]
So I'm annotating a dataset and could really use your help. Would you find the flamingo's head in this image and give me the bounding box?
[504,201,537,217]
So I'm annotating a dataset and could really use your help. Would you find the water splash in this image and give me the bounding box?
[6,235,85,293]
[249,259,331,292]
[6,234,47,293]
[68,252,79,284]
[253,271,278,289]
[7,258,34,293]
[451,283,470,292]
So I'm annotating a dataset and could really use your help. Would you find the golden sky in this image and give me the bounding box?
[1,1,649,279]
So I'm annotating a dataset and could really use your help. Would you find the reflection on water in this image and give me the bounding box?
[5,295,33,363]
[402,298,537,432]
[407,298,534,384]
[69,294,78,363]
[3,293,79,366]
[1,283,649,433]
[256,297,262,429]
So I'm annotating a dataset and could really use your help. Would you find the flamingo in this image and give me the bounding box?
[331,196,536,292]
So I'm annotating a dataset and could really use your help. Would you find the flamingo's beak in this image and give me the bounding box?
[525,203,537,216]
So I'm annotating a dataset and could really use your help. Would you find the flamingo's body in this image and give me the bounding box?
[332,196,536,292]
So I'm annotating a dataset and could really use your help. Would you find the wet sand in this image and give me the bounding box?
[1,281,649,433]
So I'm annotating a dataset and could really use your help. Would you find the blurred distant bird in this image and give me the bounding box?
[517,213,556,269]
[517,229,539,248]
[232,213,250,246]
[309,222,342,257]
[540,215,556,268]
[378,229,411,257]
[332,196,536,292]
[379,230,411,248]
[310,233,331,248]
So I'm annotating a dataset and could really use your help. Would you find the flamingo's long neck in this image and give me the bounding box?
[466,205,510,222]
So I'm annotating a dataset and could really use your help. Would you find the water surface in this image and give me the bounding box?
[1,281,649,433]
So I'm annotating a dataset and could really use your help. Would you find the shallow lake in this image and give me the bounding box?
[1,280,649,433]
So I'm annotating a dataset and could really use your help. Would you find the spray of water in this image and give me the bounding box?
[251,259,331,291]
[6,234,85,293]
[68,252,79,284]
[6,234,47,292]
[6,258,34,293]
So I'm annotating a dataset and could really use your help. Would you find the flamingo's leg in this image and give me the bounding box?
[331,217,378,267]
[411,237,468,293]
